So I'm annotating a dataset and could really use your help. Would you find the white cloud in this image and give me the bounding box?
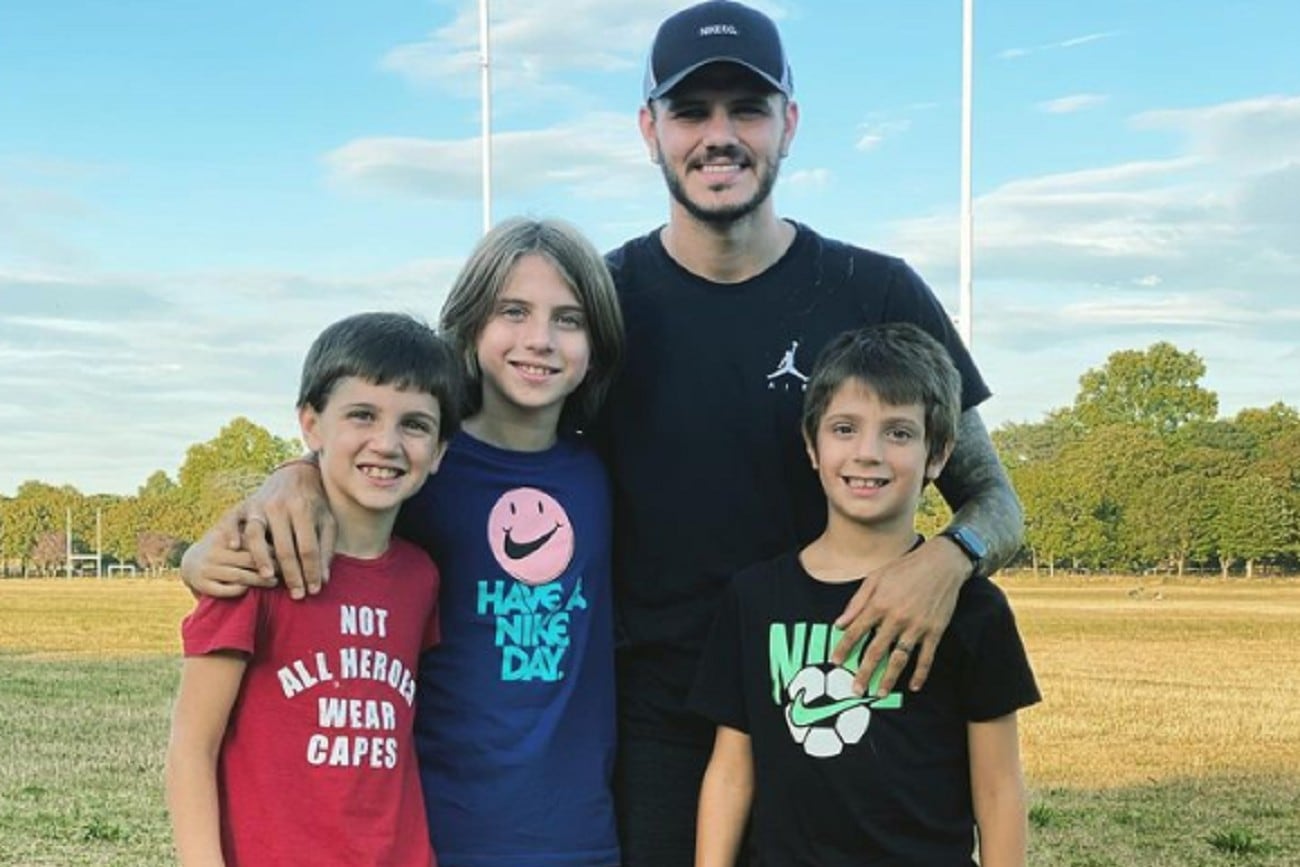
[1,315,123,337]
[1134,94,1300,170]
[1060,32,1117,49]
[1061,294,1285,329]
[379,0,792,106]
[1037,93,1108,114]
[0,260,467,495]
[854,119,912,152]
[883,93,1300,361]
[0,169,100,267]
[993,157,1202,194]
[381,0,695,98]
[999,30,1120,60]
[324,113,651,201]
[784,168,831,189]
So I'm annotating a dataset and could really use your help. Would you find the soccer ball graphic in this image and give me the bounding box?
[785,664,872,758]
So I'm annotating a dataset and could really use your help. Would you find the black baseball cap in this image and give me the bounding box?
[643,1,794,102]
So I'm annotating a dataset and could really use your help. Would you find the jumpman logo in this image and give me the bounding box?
[766,340,808,390]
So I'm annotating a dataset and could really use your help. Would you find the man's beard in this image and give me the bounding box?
[660,148,780,226]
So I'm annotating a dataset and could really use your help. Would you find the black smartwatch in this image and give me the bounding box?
[939,525,988,577]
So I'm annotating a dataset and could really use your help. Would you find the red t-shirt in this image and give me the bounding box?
[182,538,440,866]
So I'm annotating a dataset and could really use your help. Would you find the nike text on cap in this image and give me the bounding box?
[643,0,794,102]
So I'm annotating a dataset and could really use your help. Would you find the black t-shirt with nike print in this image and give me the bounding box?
[689,551,1040,866]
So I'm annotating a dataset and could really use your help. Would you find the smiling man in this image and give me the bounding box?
[599,2,1026,863]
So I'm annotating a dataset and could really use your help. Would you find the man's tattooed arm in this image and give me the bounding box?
[936,407,1024,573]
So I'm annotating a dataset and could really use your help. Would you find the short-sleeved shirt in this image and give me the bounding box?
[689,551,1040,865]
[182,539,440,867]
[397,432,619,867]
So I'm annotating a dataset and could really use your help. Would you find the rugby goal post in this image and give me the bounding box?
[65,508,103,578]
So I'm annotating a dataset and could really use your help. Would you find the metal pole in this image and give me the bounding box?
[958,0,974,348]
[479,0,493,234]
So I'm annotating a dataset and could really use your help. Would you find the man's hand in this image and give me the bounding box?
[833,407,1024,696]
[239,462,335,599]
[179,509,277,598]
[179,462,335,601]
[831,536,970,696]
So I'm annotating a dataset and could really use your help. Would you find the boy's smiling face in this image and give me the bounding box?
[805,378,950,537]
[299,376,447,526]
[475,252,591,429]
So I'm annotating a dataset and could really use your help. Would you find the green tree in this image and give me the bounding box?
[1074,342,1218,435]
[176,417,300,539]
[1232,402,1300,456]
[2,482,88,574]
[1237,406,1300,538]
[138,469,178,499]
[1073,424,1166,570]
[1188,407,1300,571]
[992,408,1083,470]
[1216,474,1295,577]
[1010,459,1080,575]
[1011,423,1168,573]
[102,471,191,565]
[915,486,952,540]
[0,495,9,575]
[1124,463,1220,577]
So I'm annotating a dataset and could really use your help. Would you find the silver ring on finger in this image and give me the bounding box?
[893,641,915,656]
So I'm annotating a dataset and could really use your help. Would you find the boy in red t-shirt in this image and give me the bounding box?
[165,312,461,866]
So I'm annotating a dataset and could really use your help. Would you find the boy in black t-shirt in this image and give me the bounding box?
[690,323,1039,866]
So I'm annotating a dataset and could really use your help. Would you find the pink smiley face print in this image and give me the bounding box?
[486,487,575,585]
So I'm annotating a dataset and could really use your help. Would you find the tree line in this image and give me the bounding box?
[992,342,1298,577]
[3,343,1297,578]
[0,418,298,576]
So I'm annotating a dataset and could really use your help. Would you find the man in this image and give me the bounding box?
[183,2,1022,864]
[601,2,1022,862]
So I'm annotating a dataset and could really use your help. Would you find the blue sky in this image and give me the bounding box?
[3,0,1298,496]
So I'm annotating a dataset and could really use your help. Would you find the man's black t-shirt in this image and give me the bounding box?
[602,222,991,745]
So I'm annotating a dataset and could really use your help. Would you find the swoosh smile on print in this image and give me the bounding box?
[788,689,875,727]
[502,525,561,560]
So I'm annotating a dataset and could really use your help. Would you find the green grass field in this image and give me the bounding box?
[2,576,1299,865]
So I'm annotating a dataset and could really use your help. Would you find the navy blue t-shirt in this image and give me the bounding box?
[397,432,619,867]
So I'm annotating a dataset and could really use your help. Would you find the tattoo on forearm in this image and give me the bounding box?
[935,409,1024,572]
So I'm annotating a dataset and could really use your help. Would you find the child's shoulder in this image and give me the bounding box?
[734,549,797,580]
[385,536,437,570]
[445,429,603,470]
[554,431,604,460]
[957,574,1012,609]
[726,549,802,599]
[951,575,1020,638]
[181,585,277,656]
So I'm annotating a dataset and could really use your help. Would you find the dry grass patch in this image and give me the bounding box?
[2,575,1299,864]
[1002,577,1300,790]
[0,577,195,658]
